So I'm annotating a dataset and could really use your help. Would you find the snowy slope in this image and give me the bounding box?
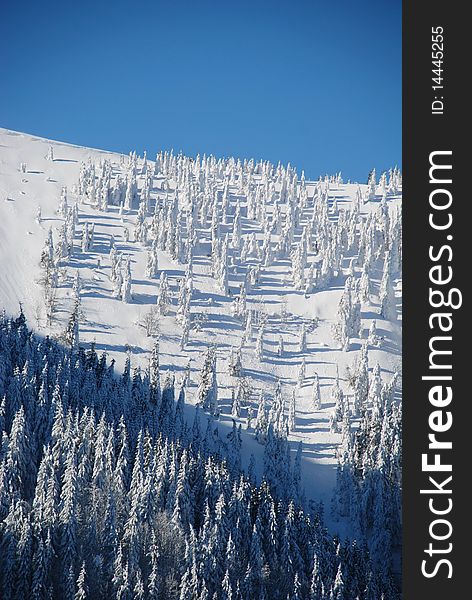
[0,127,402,516]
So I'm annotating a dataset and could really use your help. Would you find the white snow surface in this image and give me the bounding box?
[0,127,402,530]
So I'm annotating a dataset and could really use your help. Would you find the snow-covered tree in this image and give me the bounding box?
[288,388,296,432]
[65,299,80,350]
[145,244,159,279]
[254,324,264,361]
[298,323,307,353]
[228,348,242,378]
[156,272,170,315]
[297,358,306,388]
[75,562,87,600]
[196,346,218,416]
[332,276,361,351]
[254,390,268,443]
[358,265,371,304]
[277,335,284,357]
[121,257,132,303]
[80,222,91,253]
[330,367,347,432]
[243,310,252,344]
[312,373,322,410]
[58,186,68,217]
[368,319,380,346]
[352,343,369,415]
[179,312,190,350]
[379,258,397,321]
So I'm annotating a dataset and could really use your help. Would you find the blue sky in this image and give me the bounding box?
[0,0,401,182]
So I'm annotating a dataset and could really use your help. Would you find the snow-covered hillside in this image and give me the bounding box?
[0,127,402,511]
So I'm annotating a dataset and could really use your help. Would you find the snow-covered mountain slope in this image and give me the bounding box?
[0,127,402,512]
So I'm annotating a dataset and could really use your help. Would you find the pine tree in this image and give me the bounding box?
[268,379,286,437]
[291,244,305,290]
[121,257,132,303]
[59,449,78,582]
[297,358,306,388]
[304,261,316,295]
[30,535,52,600]
[368,319,379,346]
[75,562,87,600]
[333,563,345,600]
[246,405,254,431]
[184,359,192,388]
[55,224,69,262]
[312,373,322,410]
[133,569,144,600]
[243,310,252,344]
[145,245,159,279]
[231,388,241,419]
[233,377,250,420]
[196,347,218,416]
[180,312,190,350]
[72,270,83,300]
[298,324,307,353]
[330,368,346,433]
[277,335,284,357]
[81,223,90,253]
[332,276,360,351]
[65,299,80,350]
[254,391,268,443]
[379,262,396,321]
[368,363,383,417]
[288,389,296,433]
[255,324,264,361]
[58,186,68,217]
[157,272,170,315]
[359,266,370,304]
[353,343,369,415]
[228,348,242,378]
